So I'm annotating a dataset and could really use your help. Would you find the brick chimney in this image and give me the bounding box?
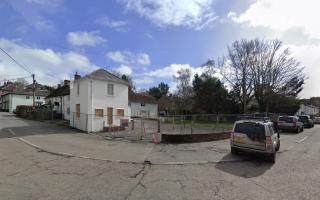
[64,80,70,86]
[74,72,81,81]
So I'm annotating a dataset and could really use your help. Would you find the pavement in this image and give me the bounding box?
[1,112,320,200]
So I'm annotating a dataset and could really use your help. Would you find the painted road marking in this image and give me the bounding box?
[286,146,294,151]
[8,129,15,136]
[297,136,308,144]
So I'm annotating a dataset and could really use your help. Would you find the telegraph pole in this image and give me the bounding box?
[32,74,35,108]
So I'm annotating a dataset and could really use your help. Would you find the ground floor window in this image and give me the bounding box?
[95,109,104,117]
[117,109,124,117]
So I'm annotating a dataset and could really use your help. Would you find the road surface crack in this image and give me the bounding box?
[125,160,151,200]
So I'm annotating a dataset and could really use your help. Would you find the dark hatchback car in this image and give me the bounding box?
[298,115,314,128]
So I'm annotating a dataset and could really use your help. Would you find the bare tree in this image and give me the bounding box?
[207,38,305,113]
[173,68,193,114]
[248,39,304,112]
[209,40,255,113]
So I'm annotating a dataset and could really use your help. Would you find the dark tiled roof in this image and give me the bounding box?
[82,68,130,86]
[129,92,157,104]
[46,85,70,98]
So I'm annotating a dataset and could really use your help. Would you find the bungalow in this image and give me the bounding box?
[129,92,158,118]
[69,69,130,132]
[45,80,70,120]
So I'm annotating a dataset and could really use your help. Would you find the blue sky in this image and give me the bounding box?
[0,0,320,98]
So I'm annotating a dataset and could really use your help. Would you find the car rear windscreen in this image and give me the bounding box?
[234,123,266,141]
[279,117,293,123]
[298,116,308,122]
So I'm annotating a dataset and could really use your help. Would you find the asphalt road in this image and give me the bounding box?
[1,112,320,200]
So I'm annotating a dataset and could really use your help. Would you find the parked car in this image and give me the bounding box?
[230,119,280,163]
[298,115,314,128]
[277,116,303,133]
[314,117,320,124]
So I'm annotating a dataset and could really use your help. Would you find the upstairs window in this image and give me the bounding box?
[107,83,114,95]
[26,96,30,99]
[77,84,80,96]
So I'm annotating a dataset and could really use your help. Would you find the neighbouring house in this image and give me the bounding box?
[45,80,70,120]
[69,69,130,132]
[296,104,320,116]
[1,91,48,113]
[0,81,49,112]
[129,92,158,118]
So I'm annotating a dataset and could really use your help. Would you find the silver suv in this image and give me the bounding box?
[230,119,280,163]
[277,116,304,133]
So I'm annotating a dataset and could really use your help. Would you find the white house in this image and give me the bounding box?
[296,104,320,116]
[45,80,70,120]
[69,69,130,132]
[1,91,47,113]
[129,92,158,118]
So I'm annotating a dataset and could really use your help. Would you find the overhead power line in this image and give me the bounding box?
[0,47,32,75]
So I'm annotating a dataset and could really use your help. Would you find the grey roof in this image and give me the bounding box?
[82,68,129,86]
[3,91,49,96]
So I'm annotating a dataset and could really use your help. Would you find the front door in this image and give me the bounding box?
[107,107,113,125]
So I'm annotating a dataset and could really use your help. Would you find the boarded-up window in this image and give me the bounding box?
[107,83,114,95]
[117,109,124,117]
[107,107,113,125]
[95,109,104,117]
[76,104,80,118]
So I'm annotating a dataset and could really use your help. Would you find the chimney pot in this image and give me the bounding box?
[74,72,81,81]
[64,80,70,86]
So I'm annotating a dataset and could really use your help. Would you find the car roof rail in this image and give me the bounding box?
[239,116,271,123]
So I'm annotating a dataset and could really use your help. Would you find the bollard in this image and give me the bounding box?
[157,118,160,133]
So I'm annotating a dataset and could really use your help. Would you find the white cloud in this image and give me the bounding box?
[25,0,63,7]
[106,50,151,65]
[146,64,204,78]
[136,53,150,65]
[288,44,320,98]
[134,77,154,84]
[67,31,107,47]
[95,16,128,31]
[229,0,320,39]
[119,0,218,29]
[0,38,98,86]
[112,65,133,75]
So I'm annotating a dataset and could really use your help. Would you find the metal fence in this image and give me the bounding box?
[15,109,284,143]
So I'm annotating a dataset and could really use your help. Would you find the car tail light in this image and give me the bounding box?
[230,132,234,139]
[266,136,272,145]
[293,121,297,127]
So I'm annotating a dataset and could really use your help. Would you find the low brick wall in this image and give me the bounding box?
[161,132,231,143]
